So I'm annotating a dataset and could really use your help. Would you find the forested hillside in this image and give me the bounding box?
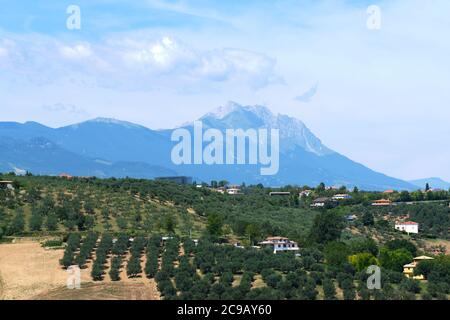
[0,173,449,300]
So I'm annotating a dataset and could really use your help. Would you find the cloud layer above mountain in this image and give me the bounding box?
[0,0,449,181]
[0,33,279,90]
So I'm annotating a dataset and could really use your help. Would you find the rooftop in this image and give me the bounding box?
[313,197,330,202]
[266,236,289,241]
[396,221,419,225]
[413,256,434,261]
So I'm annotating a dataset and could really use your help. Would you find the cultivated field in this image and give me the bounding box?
[0,241,70,299]
[0,240,160,300]
[33,282,159,300]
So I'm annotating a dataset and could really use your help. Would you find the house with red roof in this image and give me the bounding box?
[395,221,419,234]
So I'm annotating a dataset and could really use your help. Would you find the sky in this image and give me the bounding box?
[0,0,449,182]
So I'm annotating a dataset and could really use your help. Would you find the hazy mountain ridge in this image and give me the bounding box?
[0,136,176,178]
[409,178,450,190]
[0,102,419,190]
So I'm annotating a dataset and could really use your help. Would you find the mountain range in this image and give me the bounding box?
[408,177,450,190]
[0,102,425,190]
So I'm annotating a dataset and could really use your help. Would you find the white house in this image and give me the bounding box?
[259,236,299,254]
[0,181,14,190]
[299,190,312,198]
[310,197,331,207]
[332,194,352,200]
[395,221,419,234]
[227,188,241,195]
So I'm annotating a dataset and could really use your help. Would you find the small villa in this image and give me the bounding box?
[227,188,241,195]
[259,236,299,254]
[0,181,14,190]
[310,197,331,207]
[332,194,352,200]
[395,221,419,234]
[371,199,392,206]
[403,256,434,280]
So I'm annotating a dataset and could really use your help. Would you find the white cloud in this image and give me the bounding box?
[120,36,197,71]
[59,44,93,59]
[295,83,318,103]
[221,49,280,88]
[116,36,279,88]
[0,38,15,65]
[0,33,279,90]
[0,47,7,68]
[42,103,88,115]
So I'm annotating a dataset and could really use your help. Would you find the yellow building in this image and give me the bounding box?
[403,256,434,280]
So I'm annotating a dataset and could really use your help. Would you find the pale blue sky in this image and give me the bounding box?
[0,0,449,181]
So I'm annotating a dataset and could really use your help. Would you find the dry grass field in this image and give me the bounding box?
[33,282,160,300]
[0,241,71,300]
[0,240,160,300]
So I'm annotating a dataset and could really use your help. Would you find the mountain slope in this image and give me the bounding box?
[0,118,172,167]
[0,136,176,178]
[54,118,172,166]
[197,101,333,155]
[159,102,416,190]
